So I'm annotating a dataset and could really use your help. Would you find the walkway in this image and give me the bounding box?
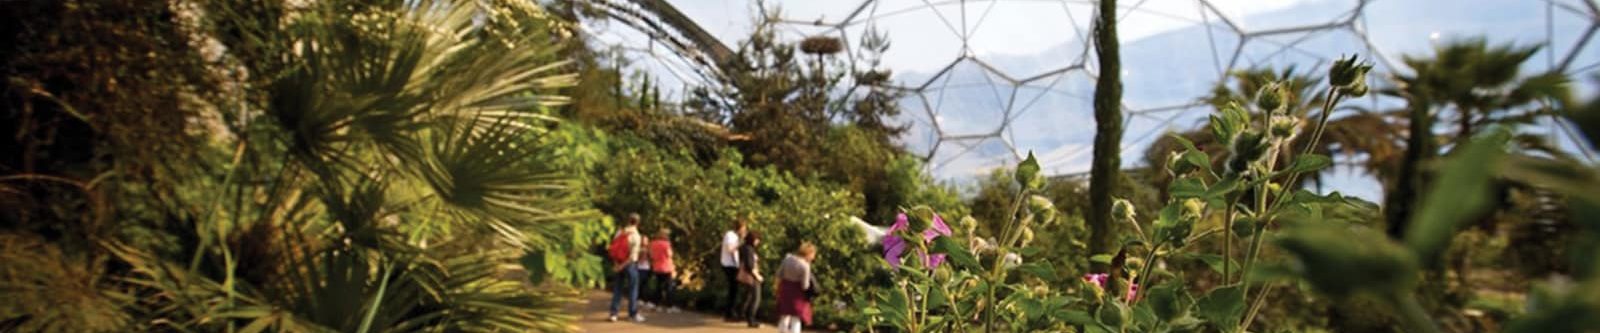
[573,291,776,332]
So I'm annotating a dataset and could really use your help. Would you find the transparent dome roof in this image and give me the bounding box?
[581,0,1600,198]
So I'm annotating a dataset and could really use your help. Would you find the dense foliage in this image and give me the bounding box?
[851,50,1600,333]
[4,1,1597,332]
[3,0,593,331]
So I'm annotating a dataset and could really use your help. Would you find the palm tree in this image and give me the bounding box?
[4,0,592,331]
[1385,38,1572,236]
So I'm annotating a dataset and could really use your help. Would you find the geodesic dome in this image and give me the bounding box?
[578,0,1600,184]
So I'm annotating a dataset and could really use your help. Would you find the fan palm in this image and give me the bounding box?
[1395,39,1572,145]
[90,0,590,331]
[1386,39,1573,234]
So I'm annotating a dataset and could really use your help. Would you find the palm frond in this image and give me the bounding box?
[262,0,577,178]
[1505,71,1573,108]
[417,117,586,248]
[0,233,130,332]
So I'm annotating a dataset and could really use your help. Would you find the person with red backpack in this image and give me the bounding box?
[608,214,646,323]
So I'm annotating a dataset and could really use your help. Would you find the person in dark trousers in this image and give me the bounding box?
[647,228,679,313]
[737,231,764,328]
[608,214,646,323]
[721,219,748,321]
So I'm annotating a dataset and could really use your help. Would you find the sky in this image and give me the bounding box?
[585,0,1600,201]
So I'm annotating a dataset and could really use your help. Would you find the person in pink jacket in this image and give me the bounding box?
[647,228,680,313]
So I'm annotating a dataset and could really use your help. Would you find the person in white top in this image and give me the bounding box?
[721,218,748,321]
[609,214,647,323]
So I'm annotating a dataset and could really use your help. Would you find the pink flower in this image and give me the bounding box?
[1082,273,1138,302]
[1082,273,1109,287]
[882,213,952,269]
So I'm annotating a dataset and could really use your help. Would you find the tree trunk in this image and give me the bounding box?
[1387,102,1433,239]
[1088,0,1123,270]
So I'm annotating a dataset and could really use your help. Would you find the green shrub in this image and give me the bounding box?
[592,135,891,325]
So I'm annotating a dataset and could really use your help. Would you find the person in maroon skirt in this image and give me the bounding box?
[774,243,818,333]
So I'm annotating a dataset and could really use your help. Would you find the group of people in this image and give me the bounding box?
[606,214,680,323]
[608,216,819,333]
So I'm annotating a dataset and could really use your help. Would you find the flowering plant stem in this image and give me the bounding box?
[1238,87,1347,332]
[983,188,1031,332]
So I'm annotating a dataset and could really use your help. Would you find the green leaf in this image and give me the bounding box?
[1204,175,1242,198]
[1182,150,1214,173]
[1169,133,1200,152]
[1168,316,1207,330]
[1097,301,1131,329]
[1170,178,1207,199]
[1132,302,1159,331]
[930,237,979,270]
[1091,254,1116,265]
[1286,154,1333,174]
[1017,263,1057,281]
[1145,283,1195,321]
[926,283,949,309]
[1060,309,1097,325]
[1180,253,1238,276]
[1276,222,1419,297]
[1196,285,1245,332]
[239,314,277,333]
[1085,324,1117,333]
[1157,203,1181,227]
[1498,155,1600,210]
[1243,262,1299,283]
[1019,298,1047,321]
[1406,128,1511,262]
[880,289,911,326]
[1210,102,1250,145]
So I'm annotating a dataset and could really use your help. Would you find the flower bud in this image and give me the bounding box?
[1345,80,1369,97]
[1112,198,1137,223]
[1028,195,1058,224]
[1226,130,1269,174]
[1255,82,1289,114]
[1016,152,1045,190]
[1329,54,1373,89]
[1269,115,1302,140]
[1181,198,1205,220]
[1021,227,1036,247]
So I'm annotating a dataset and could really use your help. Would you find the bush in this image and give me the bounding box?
[592,135,889,325]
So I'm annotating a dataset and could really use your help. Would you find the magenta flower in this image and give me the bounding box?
[1082,273,1138,302]
[1082,273,1109,287]
[882,212,952,269]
